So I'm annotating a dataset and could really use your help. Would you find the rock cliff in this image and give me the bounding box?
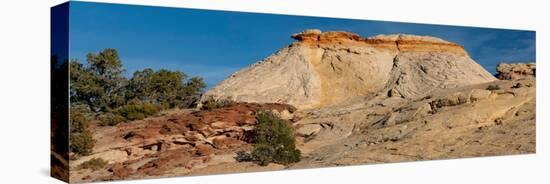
[204,29,496,109]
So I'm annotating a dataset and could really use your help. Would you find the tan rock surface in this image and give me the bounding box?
[496,63,536,80]
[292,79,535,168]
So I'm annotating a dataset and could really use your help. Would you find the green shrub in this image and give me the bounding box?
[78,158,108,171]
[235,150,254,162]
[70,109,90,133]
[201,96,235,111]
[250,110,301,166]
[115,101,160,121]
[486,84,501,91]
[70,108,94,156]
[70,131,95,156]
[98,112,127,126]
[251,144,275,166]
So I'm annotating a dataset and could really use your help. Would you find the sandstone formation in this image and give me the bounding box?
[496,63,536,80]
[70,29,535,183]
[291,78,535,168]
[203,29,496,109]
[69,103,296,182]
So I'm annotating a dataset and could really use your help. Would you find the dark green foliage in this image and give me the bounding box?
[201,96,236,111]
[486,84,501,91]
[250,111,301,166]
[86,48,124,77]
[235,150,254,162]
[70,131,95,156]
[78,158,108,171]
[98,112,127,126]
[70,48,127,112]
[70,48,207,127]
[185,77,208,94]
[69,108,90,133]
[69,108,95,156]
[126,69,206,108]
[115,100,160,121]
[69,61,105,111]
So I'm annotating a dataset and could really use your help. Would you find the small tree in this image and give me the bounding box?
[250,110,301,166]
[70,48,127,112]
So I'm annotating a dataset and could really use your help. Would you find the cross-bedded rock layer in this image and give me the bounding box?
[203,29,496,109]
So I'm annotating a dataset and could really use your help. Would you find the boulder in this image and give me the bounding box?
[195,143,214,156]
[297,124,322,136]
[110,163,132,178]
[496,63,536,80]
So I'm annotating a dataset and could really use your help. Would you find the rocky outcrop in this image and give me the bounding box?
[70,30,535,183]
[204,29,496,109]
[496,63,536,80]
[291,78,535,168]
[69,103,296,182]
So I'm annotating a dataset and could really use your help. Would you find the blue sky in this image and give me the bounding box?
[69,1,536,87]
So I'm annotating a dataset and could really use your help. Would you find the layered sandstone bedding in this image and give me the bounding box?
[203,29,495,109]
[70,30,535,183]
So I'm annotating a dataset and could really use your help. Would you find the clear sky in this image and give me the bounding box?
[69,1,536,87]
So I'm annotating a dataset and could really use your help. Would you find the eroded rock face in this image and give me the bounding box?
[496,63,536,80]
[69,103,297,182]
[204,29,496,109]
[291,78,535,168]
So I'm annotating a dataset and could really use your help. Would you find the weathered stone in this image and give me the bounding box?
[110,163,132,178]
[210,121,233,129]
[195,143,214,156]
[496,63,535,80]
[469,89,492,101]
[297,124,322,136]
[212,137,243,149]
[203,30,496,109]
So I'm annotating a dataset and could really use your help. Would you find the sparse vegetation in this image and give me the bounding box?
[201,96,236,111]
[486,84,501,91]
[70,48,207,124]
[115,100,160,121]
[68,48,207,156]
[78,158,108,171]
[249,110,301,166]
[70,131,94,156]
